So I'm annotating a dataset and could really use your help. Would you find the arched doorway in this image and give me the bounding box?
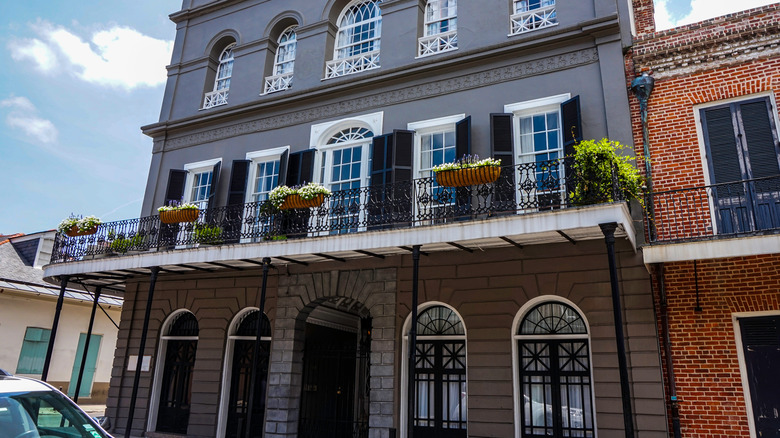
[298,305,372,438]
[155,311,198,434]
[220,309,272,438]
[403,304,468,438]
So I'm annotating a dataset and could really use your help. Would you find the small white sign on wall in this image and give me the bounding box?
[127,355,151,372]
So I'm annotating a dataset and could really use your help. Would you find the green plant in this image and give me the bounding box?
[268,183,332,209]
[157,201,199,212]
[263,234,288,241]
[432,155,501,173]
[193,223,223,244]
[57,215,102,234]
[109,234,146,253]
[569,138,643,205]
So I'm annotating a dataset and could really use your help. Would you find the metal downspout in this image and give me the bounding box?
[42,275,70,382]
[124,267,160,438]
[600,223,635,438]
[73,286,102,403]
[245,257,271,438]
[630,72,655,240]
[407,245,421,438]
[654,263,682,438]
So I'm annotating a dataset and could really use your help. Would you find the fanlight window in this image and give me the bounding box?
[168,311,199,336]
[327,127,374,144]
[515,302,594,438]
[417,305,465,335]
[326,0,382,78]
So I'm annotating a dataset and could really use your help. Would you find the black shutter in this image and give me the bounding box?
[491,113,516,212]
[286,149,316,186]
[739,99,780,179]
[393,130,414,226]
[703,106,741,185]
[224,160,250,243]
[455,116,472,217]
[164,169,188,206]
[207,161,221,210]
[369,131,414,229]
[561,95,582,158]
[278,149,290,186]
[371,134,394,187]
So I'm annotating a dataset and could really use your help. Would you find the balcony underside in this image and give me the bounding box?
[43,203,635,294]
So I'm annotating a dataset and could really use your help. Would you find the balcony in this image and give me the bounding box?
[643,175,780,263]
[263,72,293,94]
[203,89,228,109]
[510,4,557,35]
[46,158,637,286]
[418,30,458,57]
[324,51,379,79]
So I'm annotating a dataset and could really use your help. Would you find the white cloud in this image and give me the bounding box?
[655,0,777,31]
[0,96,59,144]
[7,21,173,90]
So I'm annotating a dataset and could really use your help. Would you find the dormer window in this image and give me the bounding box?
[203,43,235,108]
[419,0,458,57]
[325,0,382,79]
[264,26,297,94]
[510,0,557,35]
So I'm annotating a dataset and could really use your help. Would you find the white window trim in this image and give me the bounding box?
[399,301,468,438]
[310,112,383,147]
[147,309,198,433]
[417,0,458,58]
[691,91,780,236]
[216,308,272,438]
[732,310,780,438]
[408,114,465,179]
[182,158,222,205]
[333,0,382,61]
[244,146,290,204]
[510,296,598,438]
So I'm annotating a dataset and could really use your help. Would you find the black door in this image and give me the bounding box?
[156,339,197,433]
[225,339,270,438]
[413,340,467,438]
[299,322,370,438]
[739,315,780,438]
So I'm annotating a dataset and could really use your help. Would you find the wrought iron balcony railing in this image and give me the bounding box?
[646,175,780,243]
[51,157,627,263]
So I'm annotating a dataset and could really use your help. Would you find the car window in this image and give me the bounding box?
[0,390,109,438]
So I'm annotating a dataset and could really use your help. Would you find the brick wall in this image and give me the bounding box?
[656,255,780,437]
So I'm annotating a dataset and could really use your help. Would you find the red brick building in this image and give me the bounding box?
[629,2,780,437]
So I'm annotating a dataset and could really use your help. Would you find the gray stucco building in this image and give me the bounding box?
[44,1,668,437]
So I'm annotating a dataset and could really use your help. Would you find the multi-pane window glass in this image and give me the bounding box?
[190,170,213,209]
[425,0,457,35]
[322,127,373,234]
[16,327,51,374]
[274,27,297,75]
[511,0,557,34]
[252,161,280,203]
[420,130,457,178]
[215,44,235,91]
[514,0,555,13]
[516,302,594,438]
[518,110,562,193]
[335,0,382,59]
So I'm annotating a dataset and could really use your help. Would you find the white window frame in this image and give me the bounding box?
[204,43,235,109]
[732,310,780,438]
[182,158,222,210]
[505,94,569,213]
[400,301,468,438]
[692,91,780,236]
[511,296,598,438]
[216,308,272,438]
[244,146,290,204]
[325,0,382,79]
[263,27,297,95]
[418,0,458,57]
[147,309,199,433]
[509,0,557,36]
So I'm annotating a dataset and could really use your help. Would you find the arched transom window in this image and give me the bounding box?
[264,26,297,94]
[515,301,594,438]
[419,0,458,56]
[325,0,382,78]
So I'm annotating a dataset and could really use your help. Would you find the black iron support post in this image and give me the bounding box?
[245,257,271,438]
[125,267,160,438]
[407,245,421,438]
[42,275,70,382]
[654,264,682,438]
[73,286,102,403]
[600,223,635,438]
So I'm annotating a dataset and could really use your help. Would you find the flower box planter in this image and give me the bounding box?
[159,209,199,224]
[279,193,326,210]
[435,165,501,188]
[65,226,98,237]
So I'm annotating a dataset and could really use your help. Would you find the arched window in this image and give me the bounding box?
[403,304,468,437]
[154,311,199,434]
[204,43,235,108]
[419,0,458,56]
[264,26,297,94]
[325,0,382,78]
[514,301,594,438]
[218,309,272,438]
[510,0,557,35]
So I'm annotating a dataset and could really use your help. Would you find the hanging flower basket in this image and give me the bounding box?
[159,209,200,224]
[279,193,326,210]
[435,165,501,188]
[65,225,98,237]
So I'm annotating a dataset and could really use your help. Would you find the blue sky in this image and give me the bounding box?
[0,0,776,234]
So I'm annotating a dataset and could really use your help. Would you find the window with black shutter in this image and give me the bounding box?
[491,113,516,211]
[700,97,780,233]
